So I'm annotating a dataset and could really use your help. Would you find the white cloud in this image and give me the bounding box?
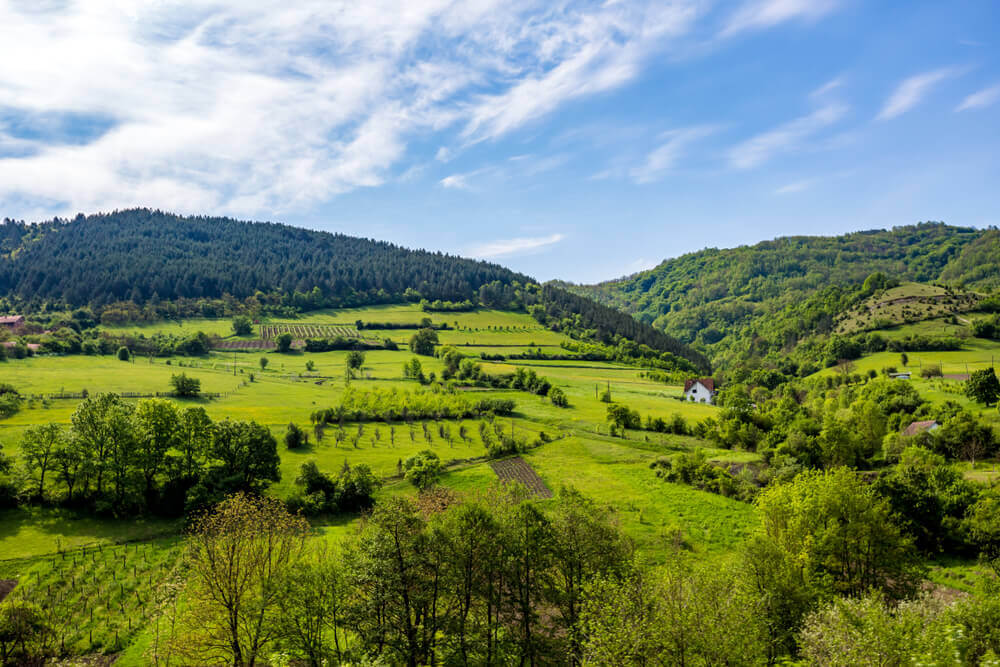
[729,104,846,169]
[0,1,703,219]
[721,0,840,37]
[810,75,844,100]
[956,84,1000,112]
[877,68,956,120]
[467,233,565,258]
[440,173,472,190]
[775,179,812,194]
[630,126,717,183]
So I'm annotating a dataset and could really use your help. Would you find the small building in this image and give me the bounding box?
[0,315,24,328]
[684,378,716,404]
[888,371,912,380]
[902,420,939,437]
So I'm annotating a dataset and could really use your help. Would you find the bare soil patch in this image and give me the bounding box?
[489,457,553,498]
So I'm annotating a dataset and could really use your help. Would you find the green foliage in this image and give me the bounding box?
[116,345,130,361]
[275,332,293,353]
[966,367,1000,405]
[170,372,201,397]
[287,461,380,515]
[567,222,995,371]
[231,315,253,336]
[312,387,514,424]
[345,350,365,373]
[548,386,569,407]
[284,422,307,450]
[753,468,924,602]
[408,327,438,355]
[402,449,443,490]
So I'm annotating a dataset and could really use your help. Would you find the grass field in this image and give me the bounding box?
[0,306,784,660]
[835,282,983,335]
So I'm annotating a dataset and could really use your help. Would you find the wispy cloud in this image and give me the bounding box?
[630,126,717,183]
[955,83,1000,112]
[877,68,956,120]
[810,76,845,100]
[775,179,813,194]
[0,1,703,219]
[729,104,846,169]
[721,0,841,37]
[467,233,565,259]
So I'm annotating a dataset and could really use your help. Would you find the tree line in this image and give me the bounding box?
[4,393,281,517]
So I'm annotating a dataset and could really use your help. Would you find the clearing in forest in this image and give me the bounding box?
[489,456,553,498]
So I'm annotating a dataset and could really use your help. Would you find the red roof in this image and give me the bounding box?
[684,378,715,393]
[902,420,938,436]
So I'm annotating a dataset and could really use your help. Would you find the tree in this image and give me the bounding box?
[181,494,310,666]
[549,386,569,408]
[20,423,64,500]
[754,468,923,601]
[0,599,54,665]
[966,487,1000,576]
[403,449,443,490]
[170,372,201,397]
[276,546,348,666]
[403,357,425,382]
[133,398,180,503]
[232,315,253,336]
[285,422,307,450]
[966,367,1000,406]
[117,346,130,361]
[276,332,293,353]
[346,350,365,376]
[259,357,268,370]
[409,328,439,356]
[305,360,315,372]
[205,420,281,494]
[176,406,213,479]
[70,393,135,500]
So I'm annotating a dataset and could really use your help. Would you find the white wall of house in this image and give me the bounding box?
[684,382,714,404]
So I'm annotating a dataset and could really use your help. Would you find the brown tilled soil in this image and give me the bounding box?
[490,457,553,498]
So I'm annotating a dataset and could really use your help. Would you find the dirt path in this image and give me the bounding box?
[0,579,16,603]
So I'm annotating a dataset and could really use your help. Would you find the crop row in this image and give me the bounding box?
[489,457,552,498]
[260,324,362,340]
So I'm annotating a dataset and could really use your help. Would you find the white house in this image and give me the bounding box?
[684,378,716,404]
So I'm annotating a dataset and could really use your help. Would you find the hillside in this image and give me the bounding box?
[0,209,531,307]
[562,222,1000,373]
[0,209,709,373]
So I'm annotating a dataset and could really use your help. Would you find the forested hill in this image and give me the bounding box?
[0,209,710,372]
[0,209,531,307]
[560,222,1000,372]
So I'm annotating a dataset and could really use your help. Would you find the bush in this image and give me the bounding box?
[276,332,294,353]
[170,372,201,397]
[404,450,443,490]
[285,422,307,450]
[232,315,253,336]
[117,346,130,361]
[549,386,569,407]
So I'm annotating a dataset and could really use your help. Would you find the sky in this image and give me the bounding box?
[0,1,998,284]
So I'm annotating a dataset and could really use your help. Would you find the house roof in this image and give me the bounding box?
[903,420,938,437]
[684,378,715,393]
[0,315,24,325]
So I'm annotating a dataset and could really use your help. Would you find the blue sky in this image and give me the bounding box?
[0,1,997,283]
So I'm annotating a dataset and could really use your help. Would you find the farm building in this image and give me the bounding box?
[0,315,24,328]
[903,420,939,437]
[684,378,716,404]
[888,371,912,380]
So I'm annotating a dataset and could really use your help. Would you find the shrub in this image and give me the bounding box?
[117,346,130,361]
[285,422,307,450]
[170,372,201,397]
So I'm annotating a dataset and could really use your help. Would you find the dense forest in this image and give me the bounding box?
[563,223,1000,372]
[0,210,531,308]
